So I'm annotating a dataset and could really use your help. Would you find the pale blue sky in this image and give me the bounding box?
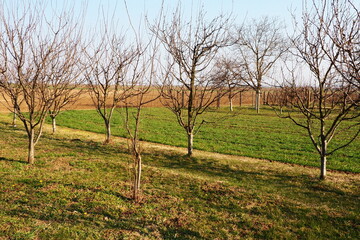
[83,0,302,30]
[1,0,303,36]
[1,0,304,85]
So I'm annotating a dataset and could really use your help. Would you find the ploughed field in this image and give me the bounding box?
[0,89,263,112]
[0,113,359,239]
[51,107,360,173]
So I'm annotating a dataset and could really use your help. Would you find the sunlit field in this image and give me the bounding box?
[51,107,360,173]
[1,113,359,239]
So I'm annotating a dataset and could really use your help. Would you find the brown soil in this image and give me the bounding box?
[0,89,276,112]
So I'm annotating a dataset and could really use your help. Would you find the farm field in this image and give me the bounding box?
[1,0,359,238]
[50,107,360,173]
[0,113,360,239]
[0,88,263,112]
[0,87,256,112]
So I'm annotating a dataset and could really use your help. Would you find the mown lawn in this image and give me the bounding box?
[1,114,360,239]
[51,107,360,173]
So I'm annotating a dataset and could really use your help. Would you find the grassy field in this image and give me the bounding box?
[51,107,360,173]
[1,113,360,239]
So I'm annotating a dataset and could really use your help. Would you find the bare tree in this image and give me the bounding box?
[47,62,86,134]
[233,17,288,113]
[123,43,159,201]
[327,0,360,89]
[0,3,83,164]
[151,7,232,156]
[85,33,139,144]
[277,0,360,180]
[267,86,294,114]
[212,57,248,111]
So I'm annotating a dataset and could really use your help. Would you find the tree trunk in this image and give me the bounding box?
[217,95,221,108]
[133,177,138,201]
[104,120,111,144]
[307,88,311,108]
[239,92,242,107]
[320,154,327,180]
[12,111,17,128]
[133,153,142,201]
[182,90,185,107]
[266,92,269,105]
[28,129,35,164]
[263,92,266,105]
[229,95,233,111]
[255,89,261,113]
[51,116,56,134]
[320,142,327,180]
[252,92,255,107]
[187,131,193,157]
[137,154,142,191]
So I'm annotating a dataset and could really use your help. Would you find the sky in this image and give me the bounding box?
[82,0,302,32]
[1,0,303,39]
[1,0,305,85]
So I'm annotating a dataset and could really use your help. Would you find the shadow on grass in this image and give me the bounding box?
[63,183,132,201]
[145,151,264,183]
[142,149,360,210]
[272,173,348,195]
[5,201,203,239]
[0,156,26,164]
[46,135,129,157]
[160,228,202,240]
[0,121,27,136]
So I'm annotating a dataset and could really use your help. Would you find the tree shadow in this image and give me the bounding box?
[41,134,130,158]
[0,120,26,135]
[0,156,26,164]
[144,150,264,182]
[160,227,203,239]
[63,182,132,202]
[142,149,360,209]
[4,183,203,239]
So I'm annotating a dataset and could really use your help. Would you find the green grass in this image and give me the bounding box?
[51,107,360,173]
[1,113,360,239]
